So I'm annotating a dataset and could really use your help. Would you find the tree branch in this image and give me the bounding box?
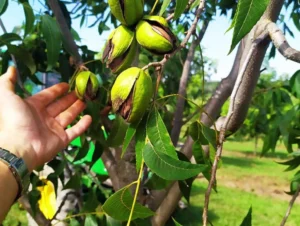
[280,184,300,226]
[48,0,83,68]
[268,22,300,63]
[171,19,209,146]
[18,195,49,225]
[202,32,268,226]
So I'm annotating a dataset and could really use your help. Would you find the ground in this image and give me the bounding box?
[171,140,300,226]
[3,140,300,225]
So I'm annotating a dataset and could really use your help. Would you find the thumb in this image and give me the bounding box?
[1,66,18,92]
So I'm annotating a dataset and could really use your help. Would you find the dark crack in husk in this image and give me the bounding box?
[102,39,113,62]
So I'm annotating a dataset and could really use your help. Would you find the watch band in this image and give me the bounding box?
[0,148,30,201]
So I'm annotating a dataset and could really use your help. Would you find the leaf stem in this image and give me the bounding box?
[127,160,145,226]
[150,0,159,15]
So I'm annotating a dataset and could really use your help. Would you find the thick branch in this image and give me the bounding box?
[19,195,49,225]
[268,22,300,63]
[202,32,268,226]
[171,20,209,146]
[48,0,83,67]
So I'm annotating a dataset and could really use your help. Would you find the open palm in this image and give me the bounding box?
[0,67,92,171]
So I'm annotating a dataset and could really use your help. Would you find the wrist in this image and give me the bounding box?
[0,135,36,172]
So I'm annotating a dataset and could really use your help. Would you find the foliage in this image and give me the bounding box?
[1,0,299,225]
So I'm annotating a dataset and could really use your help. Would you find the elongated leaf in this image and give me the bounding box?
[135,118,147,171]
[240,207,252,226]
[229,0,270,53]
[147,108,178,159]
[22,2,35,37]
[143,142,207,180]
[0,33,22,47]
[7,44,36,74]
[41,15,62,71]
[0,0,8,16]
[190,0,200,10]
[122,120,140,157]
[102,185,154,221]
[159,0,171,16]
[107,116,128,147]
[290,70,300,98]
[145,173,171,190]
[172,218,183,226]
[174,0,189,20]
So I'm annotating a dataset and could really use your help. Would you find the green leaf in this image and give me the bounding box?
[290,70,300,98]
[135,118,147,171]
[145,173,171,190]
[41,15,62,71]
[7,45,36,74]
[64,174,81,190]
[0,33,22,47]
[73,141,89,162]
[106,216,122,226]
[174,0,189,20]
[147,108,178,159]
[159,0,171,16]
[22,2,35,37]
[102,185,154,221]
[228,0,270,53]
[82,186,99,212]
[0,0,8,16]
[84,215,98,226]
[172,218,183,226]
[107,116,128,147]
[143,142,207,180]
[240,206,252,226]
[122,120,140,157]
[179,177,194,203]
[190,0,200,10]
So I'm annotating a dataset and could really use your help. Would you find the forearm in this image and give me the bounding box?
[0,161,19,222]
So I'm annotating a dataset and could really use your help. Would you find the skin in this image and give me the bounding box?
[0,67,92,222]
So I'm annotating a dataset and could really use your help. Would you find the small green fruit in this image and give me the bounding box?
[75,71,99,101]
[111,67,153,123]
[136,15,177,55]
[108,0,144,26]
[102,25,137,74]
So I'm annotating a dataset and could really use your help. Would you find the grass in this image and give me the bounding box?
[3,203,28,226]
[4,140,299,226]
[170,139,300,226]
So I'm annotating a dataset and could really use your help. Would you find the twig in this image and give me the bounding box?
[280,184,300,226]
[142,0,205,71]
[0,18,30,96]
[127,160,145,226]
[202,31,269,226]
[50,191,77,224]
[268,22,300,63]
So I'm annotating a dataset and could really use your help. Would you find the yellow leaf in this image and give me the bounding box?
[37,179,57,219]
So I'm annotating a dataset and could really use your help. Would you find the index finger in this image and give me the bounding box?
[29,83,70,107]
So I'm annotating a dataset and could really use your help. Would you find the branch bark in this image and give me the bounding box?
[203,32,269,226]
[268,22,300,63]
[48,0,83,67]
[171,20,209,146]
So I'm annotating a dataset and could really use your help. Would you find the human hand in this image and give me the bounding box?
[0,67,92,171]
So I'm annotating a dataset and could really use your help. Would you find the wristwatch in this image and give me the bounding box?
[0,148,30,201]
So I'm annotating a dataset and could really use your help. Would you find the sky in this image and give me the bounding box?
[1,1,299,81]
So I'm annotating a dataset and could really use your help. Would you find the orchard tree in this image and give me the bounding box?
[0,0,299,225]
